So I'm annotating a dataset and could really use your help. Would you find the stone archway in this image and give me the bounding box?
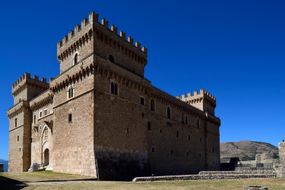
[43,149,49,166]
[40,125,53,170]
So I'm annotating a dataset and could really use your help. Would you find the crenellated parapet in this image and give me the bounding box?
[57,12,147,63]
[177,89,216,105]
[12,72,49,96]
[176,89,216,114]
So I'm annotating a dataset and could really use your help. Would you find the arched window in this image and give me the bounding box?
[150,99,155,111]
[73,53,78,65]
[67,85,74,99]
[167,106,171,119]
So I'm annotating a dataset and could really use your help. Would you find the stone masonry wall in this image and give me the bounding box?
[52,70,96,177]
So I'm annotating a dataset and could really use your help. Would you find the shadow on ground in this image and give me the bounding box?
[0,175,26,190]
[25,178,97,183]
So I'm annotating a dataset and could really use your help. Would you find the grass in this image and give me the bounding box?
[1,172,285,190]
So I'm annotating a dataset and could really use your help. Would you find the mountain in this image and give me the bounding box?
[0,159,8,172]
[220,141,278,161]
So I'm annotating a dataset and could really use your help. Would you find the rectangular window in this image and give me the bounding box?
[68,113,73,123]
[110,81,118,95]
[147,122,151,131]
[17,136,19,142]
[33,115,36,124]
[140,97,145,105]
[39,111,42,118]
[14,118,18,128]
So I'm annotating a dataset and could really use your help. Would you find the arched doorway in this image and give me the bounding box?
[43,149,49,166]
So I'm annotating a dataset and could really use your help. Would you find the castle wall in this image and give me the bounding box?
[94,71,149,180]
[30,102,54,168]
[52,67,97,177]
[8,102,32,173]
[8,112,24,172]
[93,24,146,77]
[205,120,220,170]
[93,57,220,179]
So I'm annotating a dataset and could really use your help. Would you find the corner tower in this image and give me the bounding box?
[7,73,49,172]
[177,89,217,115]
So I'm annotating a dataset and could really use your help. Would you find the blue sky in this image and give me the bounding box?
[0,0,285,160]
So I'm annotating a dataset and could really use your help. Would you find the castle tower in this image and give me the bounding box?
[57,12,147,77]
[176,89,217,115]
[7,73,49,172]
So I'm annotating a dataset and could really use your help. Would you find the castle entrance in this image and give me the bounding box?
[40,124,53,170]
[43,149,49,166]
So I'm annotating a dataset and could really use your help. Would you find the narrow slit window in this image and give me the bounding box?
[167,107,171,119]
[150,99,155,111]
[110,81,118,95]
[68,113,73,123]
[74,53,78,65]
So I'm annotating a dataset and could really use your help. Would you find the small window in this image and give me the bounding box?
[108,55,115,63]
[197,119,200,128]
[73,53,78,65]
[14,118,18,128]
[33,115,36,124]
[44,109,48,116]
[170,150,174,155]
[167,107,171,119]
[151,147,155,153]
[150,99,155,111]
[147,122,151,131]
[188,135,190,141]
[185,116,188,125]
[68,86,74,99]
[17,136,19,142]
[110,81,118,95]
[200,138,202,142]
[140,97,145,105]
[68,113,73,123]
[39,111,42,118]
[126,128,129,135]
[176,131,179,137]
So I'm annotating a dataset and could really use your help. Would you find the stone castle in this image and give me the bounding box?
[7,12,221,180]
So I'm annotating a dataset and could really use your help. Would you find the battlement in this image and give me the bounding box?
[176,89,216,114]
[57,12,147,55]
[12,72,49,95]
[176,89,216,103]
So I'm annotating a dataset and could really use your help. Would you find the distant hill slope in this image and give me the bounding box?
[0,159,8,172]
[220,141,278,161]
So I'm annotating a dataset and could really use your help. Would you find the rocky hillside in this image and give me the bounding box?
[220,141,278,161]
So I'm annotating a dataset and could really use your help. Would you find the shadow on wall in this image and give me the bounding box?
[0,175,27,190]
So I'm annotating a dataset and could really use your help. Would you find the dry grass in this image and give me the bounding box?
[1,172,285,190]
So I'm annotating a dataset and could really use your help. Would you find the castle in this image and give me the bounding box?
[7,12,221,180]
